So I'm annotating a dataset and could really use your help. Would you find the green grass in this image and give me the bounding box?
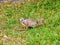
[0,0,60,45]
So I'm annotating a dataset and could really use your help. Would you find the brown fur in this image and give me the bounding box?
[20,18,45,30]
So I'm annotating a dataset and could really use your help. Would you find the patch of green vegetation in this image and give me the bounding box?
[0,0,60,45]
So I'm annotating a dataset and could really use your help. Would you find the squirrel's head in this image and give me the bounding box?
[20,18,24,22]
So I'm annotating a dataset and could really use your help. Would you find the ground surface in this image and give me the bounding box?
[0,0,60,45]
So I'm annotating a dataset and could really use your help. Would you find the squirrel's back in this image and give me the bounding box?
[20,18,37,27]
[25,18,37,27]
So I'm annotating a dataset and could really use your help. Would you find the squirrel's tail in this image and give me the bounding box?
[36,18,45,27]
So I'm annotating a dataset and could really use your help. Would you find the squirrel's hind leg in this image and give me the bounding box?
[25,24,29,30]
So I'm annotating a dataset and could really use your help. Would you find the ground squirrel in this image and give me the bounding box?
[20,17,44,30]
